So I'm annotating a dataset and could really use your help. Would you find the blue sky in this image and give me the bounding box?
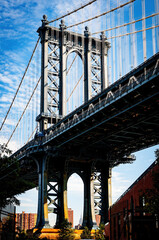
[0,0,159,227]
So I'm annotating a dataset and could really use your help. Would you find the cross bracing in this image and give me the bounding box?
[1,0,158,151]
[12,52,159,166]
[0,0,159,230]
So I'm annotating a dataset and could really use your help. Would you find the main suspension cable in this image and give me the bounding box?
[0,37,40,132]
[6,77,41,147]
[107,25,159,39]
[48,0,97,24]
[92,12,159,35]
[67,0,135,29]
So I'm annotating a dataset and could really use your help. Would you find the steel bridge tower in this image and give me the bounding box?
[35,15,111,229]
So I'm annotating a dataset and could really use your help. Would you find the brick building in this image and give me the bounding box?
[68,208,74,227]
[105,160,159,240]
[95,214,101,226]
[16,211,37,232]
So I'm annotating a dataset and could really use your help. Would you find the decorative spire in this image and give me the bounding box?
[41,15,49,26]
[60,19,66,30]
[84,26,90,37]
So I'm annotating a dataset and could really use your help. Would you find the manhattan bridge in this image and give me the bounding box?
[0,0,159,231]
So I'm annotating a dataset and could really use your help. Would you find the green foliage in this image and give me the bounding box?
[94,224,105,240]
[58,219,75,240]
[2,217,15,232]
[0,144,35,208]
[16,230,28,240]
[16,230,39,240]
[80,226,93,239]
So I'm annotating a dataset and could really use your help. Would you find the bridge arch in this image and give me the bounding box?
[66,51,84,114]
[67,48,83,61]
[67,172,84,227]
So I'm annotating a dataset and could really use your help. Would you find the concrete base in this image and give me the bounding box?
[27,229,95,239]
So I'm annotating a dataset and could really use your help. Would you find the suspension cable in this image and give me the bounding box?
[107,25,159,39]
[26,126,38,144]
[66,74,84,103]
[92,12,159,35]
[67,54,78,75]
[48,0,97,24]
[67,0,135,29]
[6,77,41,147]
[0,37,40,132]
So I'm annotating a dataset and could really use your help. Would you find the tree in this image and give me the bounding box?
[15,229,39,240]
[58,219,75,240]
[0,144,35,208]
[80,227,93,239]
[94,224,105,240]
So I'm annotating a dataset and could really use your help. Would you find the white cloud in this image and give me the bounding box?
[0,73,15,86]
[111,170,131,203]
[68,173,84,192]
[20,203,35,208]
[18,196,32,202]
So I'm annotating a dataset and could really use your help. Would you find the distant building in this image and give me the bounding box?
[95,214,101,226]
[16,211,37,232]
[68,208,73,227]
[105,160,159,240]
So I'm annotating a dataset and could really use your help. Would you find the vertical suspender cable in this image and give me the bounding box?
[142,0,147,61]
[130,2,133,68]
[133,4,137,67]
[32,62,34,135]
[155,0,159,52]
[112,11,116,83]
[117,0,121,78]
[152,17,156,55]
[131,1,137,67]
[119,0,122,77]
[123,6,126,75]
[107,0,111,85]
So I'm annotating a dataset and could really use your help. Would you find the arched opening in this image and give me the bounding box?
[67,173,84,228]
[66,51,84,114]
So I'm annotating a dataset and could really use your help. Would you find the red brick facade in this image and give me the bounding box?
[68,208,74,227]
[16,211,37,232]
[105,161,159,240]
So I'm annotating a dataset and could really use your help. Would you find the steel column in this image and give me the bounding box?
[101,32,110,90]
[59,20,67,117]
[84,27,92,103]
[55,171,68,228]
[82,165,93,229]
[36,156,50,228]
[38,15,49,131]
[100,167,110,224]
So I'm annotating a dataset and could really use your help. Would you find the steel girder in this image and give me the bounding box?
[35,157,111,229]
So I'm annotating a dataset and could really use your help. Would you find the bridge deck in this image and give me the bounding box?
[13,53,159,170]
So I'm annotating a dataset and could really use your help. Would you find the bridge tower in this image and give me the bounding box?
[37,15,110,132]
[35,15,111,230]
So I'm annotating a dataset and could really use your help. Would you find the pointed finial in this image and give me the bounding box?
[84,26,90,37]
[60,19,66,30]
[41,15,49,26]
